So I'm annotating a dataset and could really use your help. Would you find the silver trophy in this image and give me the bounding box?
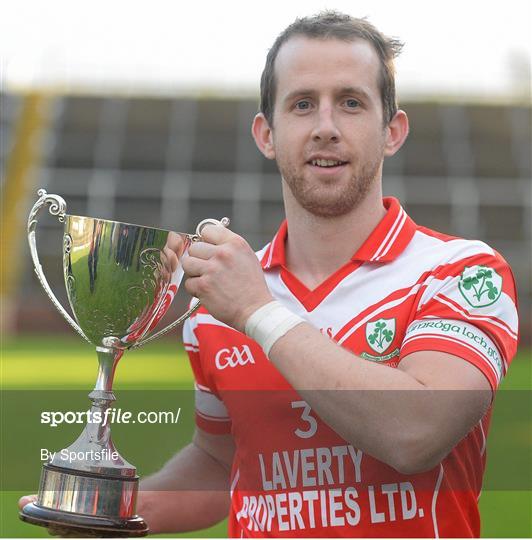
[20,189,228,537]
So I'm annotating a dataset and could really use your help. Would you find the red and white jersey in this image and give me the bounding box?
[183,197,518,538]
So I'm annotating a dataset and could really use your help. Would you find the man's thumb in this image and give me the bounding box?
[18,494,37,510]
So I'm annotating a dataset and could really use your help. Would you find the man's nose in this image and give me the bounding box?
[311,106,340,142]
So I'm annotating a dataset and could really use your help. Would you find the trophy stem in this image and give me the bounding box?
[83,347,122,450]
[94,346,122,392]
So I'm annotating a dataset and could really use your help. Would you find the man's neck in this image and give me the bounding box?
[283,183,386,290]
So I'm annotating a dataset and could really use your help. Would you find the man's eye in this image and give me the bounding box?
[295,100,311,110]
[345,99,360,108]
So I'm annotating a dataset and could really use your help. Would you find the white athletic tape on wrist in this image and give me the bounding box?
[245,301,305,357]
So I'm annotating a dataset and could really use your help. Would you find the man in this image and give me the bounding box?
[20,11,518,538]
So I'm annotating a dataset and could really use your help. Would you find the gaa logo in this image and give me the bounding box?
[365,318,396,354]
[215,345,255,370]
[458,265,503,308]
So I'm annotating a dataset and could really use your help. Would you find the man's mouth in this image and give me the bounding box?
[309,158,348,168]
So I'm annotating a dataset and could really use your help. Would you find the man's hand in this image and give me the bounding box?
[182,225,273,331]
[18,495,88,537]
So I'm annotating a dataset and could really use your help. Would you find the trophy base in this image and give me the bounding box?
[20,503,148,538]
[20,463,148,537]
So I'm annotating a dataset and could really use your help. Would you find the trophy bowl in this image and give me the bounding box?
[20,189,228,537]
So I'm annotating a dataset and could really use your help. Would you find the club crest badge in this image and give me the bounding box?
[365,318,396,355]
[458,265,503,308]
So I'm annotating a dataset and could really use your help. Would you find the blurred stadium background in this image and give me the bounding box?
[1,0,531,537]
[2,92,531,339]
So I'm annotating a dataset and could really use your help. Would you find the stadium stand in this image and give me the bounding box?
[1,93,530,340]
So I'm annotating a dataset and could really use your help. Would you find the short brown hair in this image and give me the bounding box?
[260,11,403,126]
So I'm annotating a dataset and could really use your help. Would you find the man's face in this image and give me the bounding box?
[270,37,387,218]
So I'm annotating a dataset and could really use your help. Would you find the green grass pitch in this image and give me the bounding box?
[1,336,530,537]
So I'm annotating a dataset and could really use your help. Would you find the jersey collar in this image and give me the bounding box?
[261,197,416,269]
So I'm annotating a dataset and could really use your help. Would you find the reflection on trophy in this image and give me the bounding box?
[20,188,228,537]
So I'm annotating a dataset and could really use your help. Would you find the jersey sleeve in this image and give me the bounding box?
[183,312,232,434]
[400,250,519,390]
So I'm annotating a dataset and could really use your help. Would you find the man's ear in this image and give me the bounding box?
[252,113,276,160]
[384,110,409,157]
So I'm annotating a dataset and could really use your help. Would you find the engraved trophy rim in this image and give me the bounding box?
[64,213,191,237]
[63,213,229,241]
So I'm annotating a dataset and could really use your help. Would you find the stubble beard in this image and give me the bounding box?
[279,152,383,218]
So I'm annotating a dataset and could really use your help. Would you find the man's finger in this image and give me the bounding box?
[200,224,234,245]
[184,276,202,297]
[182,256,207,278]
[166,231,185,257]
[188,241,217,260]
[163,246,179,272]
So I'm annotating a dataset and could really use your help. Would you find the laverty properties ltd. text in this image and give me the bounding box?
[237,445,424,532]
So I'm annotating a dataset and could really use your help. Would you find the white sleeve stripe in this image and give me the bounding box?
[478,421,486,456]
[195,386,229,418]
[196,410,231,422]
[375,209,407,261]
[404,319,504,376]
[195,382,213,393]
[184,345,199,353]
[435,292,517,337]
[402,333,501,382]
[230,469,240,498]
[434,294,517,342]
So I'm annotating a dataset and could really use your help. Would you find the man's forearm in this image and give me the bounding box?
[138,443,230,534]
[268,323,490,473]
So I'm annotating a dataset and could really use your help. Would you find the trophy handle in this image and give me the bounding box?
[27,189,91,344]
[131,217,230,349]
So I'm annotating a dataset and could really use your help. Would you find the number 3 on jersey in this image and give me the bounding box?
[291,400,317,439]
